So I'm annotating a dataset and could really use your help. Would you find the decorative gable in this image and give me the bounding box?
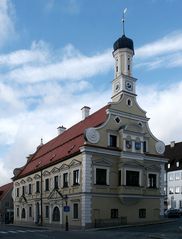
[93,159,112,167]
[60,163,69,171]
[69,159,81,168]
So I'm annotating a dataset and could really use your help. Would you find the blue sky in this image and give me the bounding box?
[1,0,182,185]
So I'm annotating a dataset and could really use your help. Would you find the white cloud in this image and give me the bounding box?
[138,81,182,144]
[0,160,12,186]
[0,0,16,47]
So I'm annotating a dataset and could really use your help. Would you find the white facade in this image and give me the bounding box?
[167,170,182,209]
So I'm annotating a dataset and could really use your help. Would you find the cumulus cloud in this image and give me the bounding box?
[138,81,182,144]
[0,0,16,47]
[135,31,182,70]
[1,29,182,186]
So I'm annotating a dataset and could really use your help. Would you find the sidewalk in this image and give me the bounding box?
[2,218,177,232]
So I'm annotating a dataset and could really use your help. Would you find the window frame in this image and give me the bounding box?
[94,166,110,186]
[73,203,79,219]
[125,169,141,187]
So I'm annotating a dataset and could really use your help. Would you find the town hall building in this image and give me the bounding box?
[13,22,167,228]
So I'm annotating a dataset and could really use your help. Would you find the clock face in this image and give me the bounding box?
[115,83,120,92]
[125,81,133,91]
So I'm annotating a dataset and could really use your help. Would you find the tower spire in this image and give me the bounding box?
[122,8,127,35]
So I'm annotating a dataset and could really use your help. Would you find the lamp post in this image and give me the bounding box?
[64,195,69,231]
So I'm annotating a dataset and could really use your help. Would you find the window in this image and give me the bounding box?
[118,170,121,186]
[109,135,117,147]
[126,170,139,186]
[45,206,49,218]
[116,66,118,72]
[175,172,180,180]
[126,98,132,107]
[96,168,107,185]
[143,141,147,153]
[36,181,40,193]
[179,200,182,208]
[111,209,118,218]
[22,186,25,196]
[175,186,180,194]
[169,187,174,194]
[73,203,79,219]
[17,207,19,217]
[169,173,174,181]
[29,206,32,217]
[16,188,19,197]
[148,174,157,188]
[63,173,68,187]
[28,184,32,194]
[21,208,26,219]
[176,161,179,167]
[54,176,59,189]
[45,178,49,191]
[139,209,146,218]
[73,170,79,185]
[168,163,170,169]
[52,207,60,222]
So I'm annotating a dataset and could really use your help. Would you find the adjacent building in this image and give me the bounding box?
[0,182,14,224]
[165,141,182,209]
[13,25,167,228]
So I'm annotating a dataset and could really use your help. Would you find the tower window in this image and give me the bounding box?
[128,65,130,71]
[116,66,118,72]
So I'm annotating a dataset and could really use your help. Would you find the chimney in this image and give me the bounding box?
[170,141,175,148]
[57,125,66,135]
[81,106,90,120]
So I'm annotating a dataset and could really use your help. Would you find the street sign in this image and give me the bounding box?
[64,206,70,212]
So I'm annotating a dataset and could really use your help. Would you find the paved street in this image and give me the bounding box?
[0,218,182,239]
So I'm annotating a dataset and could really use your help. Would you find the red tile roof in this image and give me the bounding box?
[0,182,13,200]
[14,105,110,179]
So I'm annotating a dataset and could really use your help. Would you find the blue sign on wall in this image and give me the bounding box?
[64,206,70,212]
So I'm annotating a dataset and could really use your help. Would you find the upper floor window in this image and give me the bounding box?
[28,184,32,194]
[175,172,180,180]
[109,135,117,147]
[126,170,139,186]
[176,161,179,167]
[175,186,180,194]
[96,168,107,185]
[16,188,19,197]
[169,187,174,194]
[36,181,40,193]
[54,175,59,189]
[63,173,68,188]
[169,173,174,181]
[148,174,157,188]
[45,178,49,191]
[73,170,79,186]
[22,186,25,196]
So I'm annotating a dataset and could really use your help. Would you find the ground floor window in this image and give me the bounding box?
[16,207,19,217]
[139,208,146,218]
[21,208,26,219]
[45,206,49,218]
[52,206,60,222]
[29,206,32,217]
[111,209,118,218]
[73,203,79,219]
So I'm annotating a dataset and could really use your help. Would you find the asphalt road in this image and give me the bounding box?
[0,218,182,239]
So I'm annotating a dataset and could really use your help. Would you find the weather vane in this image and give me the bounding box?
[122,8,127,35]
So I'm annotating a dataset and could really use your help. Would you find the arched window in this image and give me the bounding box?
[21,208,26,219]
[52,206,60,222]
